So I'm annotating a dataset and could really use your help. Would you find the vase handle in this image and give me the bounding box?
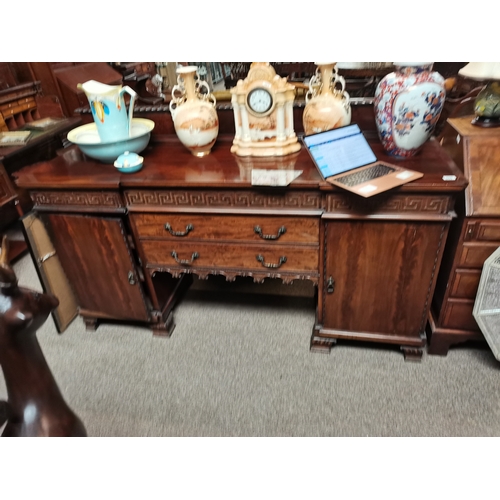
[169,84,186,114]
[195,79,216,107]
[332,74,346,94]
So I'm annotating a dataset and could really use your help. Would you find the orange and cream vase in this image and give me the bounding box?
[169,65,219,157]
[302,62,351,136]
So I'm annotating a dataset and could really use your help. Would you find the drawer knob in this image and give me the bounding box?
[165,223,194,237]
[256,254,287,269]
[171,250,199,265]
[254,225,286,240]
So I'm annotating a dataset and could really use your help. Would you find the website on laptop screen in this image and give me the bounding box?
[303,124,377,178]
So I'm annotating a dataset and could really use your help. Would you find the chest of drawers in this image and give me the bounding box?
[429,117,500,355]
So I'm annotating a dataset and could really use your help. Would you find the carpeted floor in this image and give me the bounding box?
[1,241,499,437]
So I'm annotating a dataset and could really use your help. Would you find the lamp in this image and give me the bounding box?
[458,62,500,127]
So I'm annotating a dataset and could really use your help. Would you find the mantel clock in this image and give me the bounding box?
[230,62,301,157]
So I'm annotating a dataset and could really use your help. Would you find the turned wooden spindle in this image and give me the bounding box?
[0,235,86,437]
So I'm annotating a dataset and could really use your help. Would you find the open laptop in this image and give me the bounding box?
[302,124,423,198]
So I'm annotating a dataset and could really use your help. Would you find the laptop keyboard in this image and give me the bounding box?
[335,164,396,187]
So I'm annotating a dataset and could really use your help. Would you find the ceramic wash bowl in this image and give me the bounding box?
[67,118,155,163]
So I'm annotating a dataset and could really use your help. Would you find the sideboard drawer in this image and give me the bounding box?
[458,243,498,268]
[475,221,500,242]
[130,213,319,244]
[140,240,319,272]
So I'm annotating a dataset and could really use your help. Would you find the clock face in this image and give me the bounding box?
[247,88,273,115]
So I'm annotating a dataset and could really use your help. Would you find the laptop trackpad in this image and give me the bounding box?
[396,171,415,180]
[358,185,378,194]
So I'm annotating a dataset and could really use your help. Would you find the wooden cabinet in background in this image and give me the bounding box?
[429,117,500,355]
[0,117,81,220]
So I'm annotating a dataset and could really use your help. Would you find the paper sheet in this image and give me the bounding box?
[251,169,303,186]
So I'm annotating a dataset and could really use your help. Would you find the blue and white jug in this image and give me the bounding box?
[77,80,137,143]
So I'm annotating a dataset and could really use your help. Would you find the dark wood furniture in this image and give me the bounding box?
[13,114,466,360]
[0,117,80,176]
[313,136,466,361]
[0,236,86,437]
[0,81,41,132]
[28,63,123,117]
[428,116,500,355]
[0,117,81,262]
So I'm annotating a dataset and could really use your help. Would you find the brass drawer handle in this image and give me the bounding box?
[254,225,286,240]
[256,254,287,269]
[165,223,194,237]
[171,250,199,265]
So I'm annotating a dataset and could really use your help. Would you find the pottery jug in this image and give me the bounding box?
[169,66,219,157]
[302,62,351,135]
[77,80,137,143]
[374,63,445,157]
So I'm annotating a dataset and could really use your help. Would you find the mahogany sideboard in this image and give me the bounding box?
[14,131,466,360]
[428,116,500,355]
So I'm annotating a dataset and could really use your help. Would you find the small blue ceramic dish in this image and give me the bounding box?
[114,151,144,173]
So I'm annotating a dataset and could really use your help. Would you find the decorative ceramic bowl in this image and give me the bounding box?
[67,118,155,163]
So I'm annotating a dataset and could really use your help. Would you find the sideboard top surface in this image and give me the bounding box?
[14,133,467,193]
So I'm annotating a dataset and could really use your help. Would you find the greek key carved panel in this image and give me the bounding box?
[31,191,123,208]
[326,193,452,214]
[125,190,321,210]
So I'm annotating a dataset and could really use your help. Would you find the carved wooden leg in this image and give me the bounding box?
[151,311,175,338]
[83,317,99,331]
[310,335,337,354]
[400,346,423,362]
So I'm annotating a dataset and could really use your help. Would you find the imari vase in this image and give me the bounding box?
[374,63,445,157]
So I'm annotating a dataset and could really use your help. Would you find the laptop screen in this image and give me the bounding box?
[303,124,377,178]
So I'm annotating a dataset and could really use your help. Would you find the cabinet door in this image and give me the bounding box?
[323,220,446,339]
[43,213,150,322]
[22,212,78,333]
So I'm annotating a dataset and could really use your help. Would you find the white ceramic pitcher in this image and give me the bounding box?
[77,80,137,143]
